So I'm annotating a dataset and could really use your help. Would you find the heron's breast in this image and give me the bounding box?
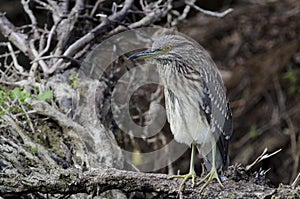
[164,89,212,146]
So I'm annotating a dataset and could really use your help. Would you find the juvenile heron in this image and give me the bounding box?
[129,35,233,191]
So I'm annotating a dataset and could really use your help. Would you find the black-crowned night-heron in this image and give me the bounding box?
[129,35,233,192]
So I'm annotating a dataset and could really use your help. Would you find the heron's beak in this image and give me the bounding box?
[128,49,160,60]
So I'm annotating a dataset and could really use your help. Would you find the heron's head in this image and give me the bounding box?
[129,35,197,62]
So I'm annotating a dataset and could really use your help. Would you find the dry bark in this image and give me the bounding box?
[1,166,299,198]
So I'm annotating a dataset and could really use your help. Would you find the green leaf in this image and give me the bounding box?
[283,69,297,84]
[10,88,31,103]
[10,88,21,99]
[37,90,53,101]
[24,145,38,154]
[0,90,4,97]
[0,90,6,105]
[249,124,258,138]
[70,73,79,88]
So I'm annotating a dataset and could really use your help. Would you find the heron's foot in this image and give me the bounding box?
[168,170,198,193]
[197,166,223,192]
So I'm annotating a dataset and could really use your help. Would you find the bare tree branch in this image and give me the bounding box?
[55,0,85,55]
[6,42,25,73]
[1,166,297,198]
[21,0,39,39]
[47,0,134,74]
[64,0,134,58]
[0,13,33,59]
[131,0,172,27]
[185,0,233,18]
[108,0,172,38]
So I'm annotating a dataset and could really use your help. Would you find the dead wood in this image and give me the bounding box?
[1,166,298,198]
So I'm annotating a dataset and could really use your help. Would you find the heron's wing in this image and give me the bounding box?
[164,88,174,122]
[199,68,233,170]
[217,100,233,169]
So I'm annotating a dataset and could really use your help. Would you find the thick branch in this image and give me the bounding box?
[46,0,134,74]
[0,166,298,198]
[63,0,134,57]
[0,13,33,59]
[55,0,85,55]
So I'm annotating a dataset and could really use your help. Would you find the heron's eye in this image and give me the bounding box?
[162,45,172,52]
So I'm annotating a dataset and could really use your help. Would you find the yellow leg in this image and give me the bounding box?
[168,143,198,192]
[197,139,223,192]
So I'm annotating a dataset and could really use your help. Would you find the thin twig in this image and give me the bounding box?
[129,0,172,29]
[246,148,282,171]
[21,0,39,39]
[0,51,19,59]
[36,22,58,58]
[108,0,172,36]
[0,79,40,88]
[185,0,233,18]
[29,39,50,74]
[291,172,300,188]
[18,98,36,134]
[34,0,53,11]
[6,42,25,74]
[31,55,81,66]
[171,0,194,26]
[90,0,106,17]
[14,110,37,117]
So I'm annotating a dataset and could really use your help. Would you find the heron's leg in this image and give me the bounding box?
[197,139,223,192]
[168,143,198,192]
